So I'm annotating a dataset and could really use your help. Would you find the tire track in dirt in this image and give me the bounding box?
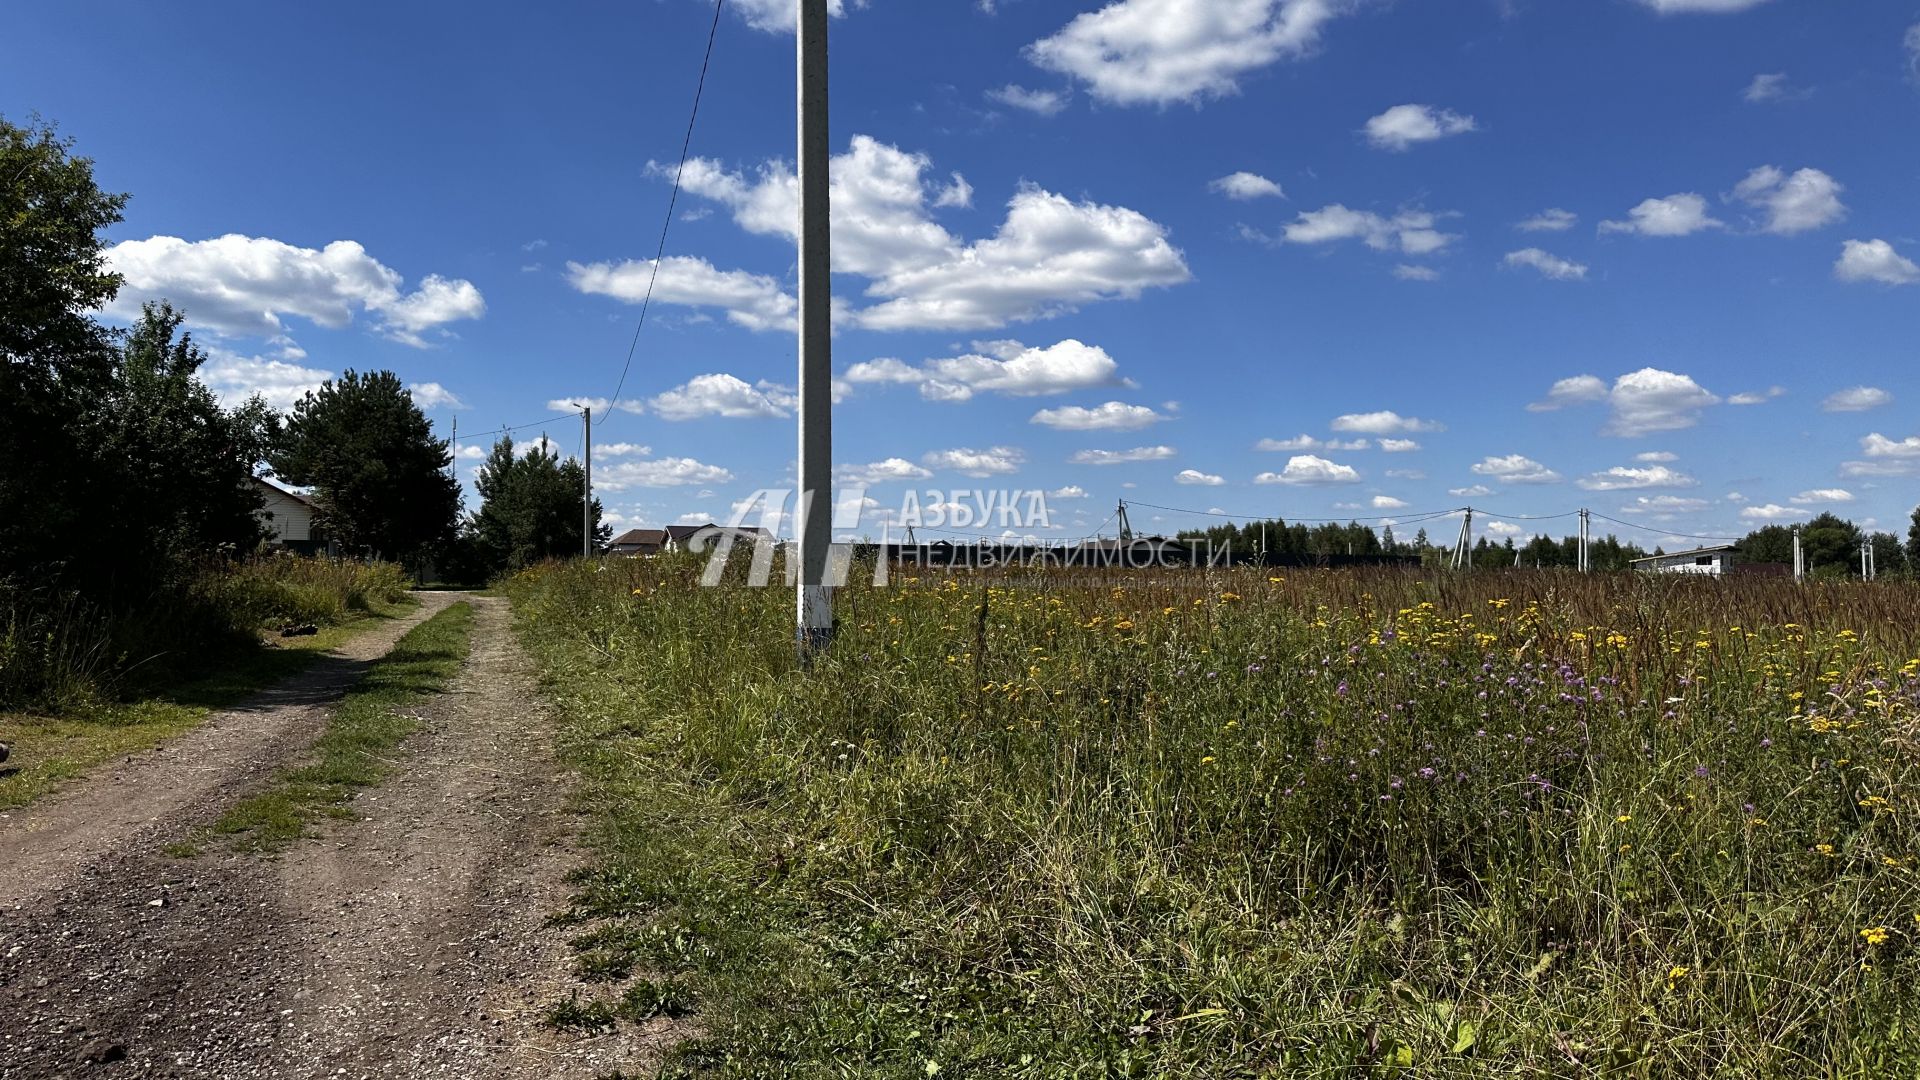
[0,596,675,1078]
[0,592,461,911]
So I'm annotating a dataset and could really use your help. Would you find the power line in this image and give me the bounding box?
[1587,511,1742,543]
[604,0,728,413]
[453,413,581,446]
[1126,499,1747,544]
[1125,501,1464,527]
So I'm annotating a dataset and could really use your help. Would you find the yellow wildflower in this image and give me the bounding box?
[1861,927,1890,946]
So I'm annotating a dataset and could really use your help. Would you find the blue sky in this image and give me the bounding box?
[7,0,1919,545]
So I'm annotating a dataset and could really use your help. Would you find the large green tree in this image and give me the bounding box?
[103,303,272,582]
[270,371,460,563]
[1800,512,1862,576]
[1907,506,1920,571]
[470,435,605,571]
[0,117,129,583]
[1738,525,1797,566]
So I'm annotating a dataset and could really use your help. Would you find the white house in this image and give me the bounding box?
[1631,544,1738,577]
[253,477,324,555]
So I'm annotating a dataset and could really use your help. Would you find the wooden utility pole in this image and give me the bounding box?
[795,0,834,656]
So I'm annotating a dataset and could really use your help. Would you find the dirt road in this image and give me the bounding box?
[0,595,669,1079]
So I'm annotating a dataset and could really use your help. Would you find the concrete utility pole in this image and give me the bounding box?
[567,403,594,557]
[582,405,593,557]
[795,0,834,656]
[1792,525,1804,582]
[1451,508,1474,570]
[1578,508,1591,573]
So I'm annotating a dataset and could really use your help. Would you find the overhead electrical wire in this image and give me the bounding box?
[1129,499,1745,543]
[602,0,728,415]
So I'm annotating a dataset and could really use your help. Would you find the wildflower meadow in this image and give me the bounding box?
[513,555,1920,1077]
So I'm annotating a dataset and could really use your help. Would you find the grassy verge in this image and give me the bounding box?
[511,556,1920,1079]
[204,600,472,852]
[0,596,417,811]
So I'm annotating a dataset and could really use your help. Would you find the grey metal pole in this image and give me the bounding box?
[796,0,834,656]
[582,406,592,557]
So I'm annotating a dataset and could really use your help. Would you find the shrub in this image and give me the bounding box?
[0,555,410,710]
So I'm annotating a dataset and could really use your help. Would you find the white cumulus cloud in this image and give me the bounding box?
[1530,369,1720,436]
[1790,488,1854,505]
[199,349,334,411]
[1835,239,1920,285]
[1031,401,1165,431]
[1823,386,1892,412]
[1577,465,1698,491]
[1599,193,1723,237]
[667,136,1189,331]
[1732,166,1845,234]
[1861,433,1920,459]
[923,446,1026,477]
[1516,208,1578,232]
[987,84,1070,116]
[566,256,796,332]
[1283,205,1459,256]
[1254,454,1361,485]
[1362,104,1478,151]
[846,338,1125,402]
[837,458,934,485]
[1472,454,1561,484]
[1636,0,1772,11]
[1210,171,1286,200]
[103,234,485,347]
[1026,0,1349,107]
[649,374,794,420]
[1070,445,1177,466]
[407,382,467,411]
[1256,434,1369,452]
[1176,469,1225,486]
[1740,503,1808,522]
[727,0,857,33]
[1330,410,1445,435]
[598,457,734,490]
[1504,248,1588,280]
[1743,72,1809,102]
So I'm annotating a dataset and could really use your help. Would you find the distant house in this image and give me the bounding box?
[608,528,669,555]
[1631,544,1738,577]
[253,477,327,555]
[667,523,771,553]
[607,524,772,557]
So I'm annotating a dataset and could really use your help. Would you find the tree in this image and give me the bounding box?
[100,303,271,583]
[0,118,126,377]
[470,435,605,571]
[270,371,460,563]
[1800,512,1861,575]
[0,117,129,585]
[1868,531,1904,578]
[1907,506,1920,571]
[1739,525,1796,566]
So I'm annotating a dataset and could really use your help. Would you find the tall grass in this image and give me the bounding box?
[514,557,1920,1078]
[0,555,410,710]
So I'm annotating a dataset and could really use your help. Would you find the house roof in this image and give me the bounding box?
[664,523,770,541]
[611,528,668,546]
[253,476,314,506]
[1631,544,1738,563]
